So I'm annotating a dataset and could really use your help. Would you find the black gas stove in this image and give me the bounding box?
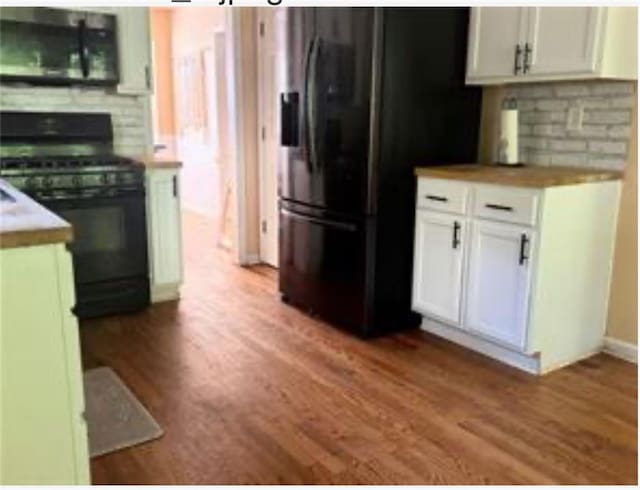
[0,111,150,319]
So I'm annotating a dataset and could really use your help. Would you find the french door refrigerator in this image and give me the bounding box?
[279,7,482,337]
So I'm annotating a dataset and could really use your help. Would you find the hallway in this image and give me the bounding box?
[81,212,637,484]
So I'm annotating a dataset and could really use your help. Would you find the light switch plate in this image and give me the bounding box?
[566,102,584,132]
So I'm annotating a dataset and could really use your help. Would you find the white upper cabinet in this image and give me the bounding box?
[466,8,527,81]
[526,7,602,77]
[412,210,465,326]
[114,7,153,94]
[466,6,638,84]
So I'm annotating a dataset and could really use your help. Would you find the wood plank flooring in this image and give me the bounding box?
[81,211,638,484]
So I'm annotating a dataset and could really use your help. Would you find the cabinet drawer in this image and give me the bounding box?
[416,178,469,215]
[473,186,539,226]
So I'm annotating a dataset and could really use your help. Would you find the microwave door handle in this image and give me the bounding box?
[78,19,90,78]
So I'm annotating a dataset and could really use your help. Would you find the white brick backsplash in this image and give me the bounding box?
[554,84,590,97]
[588,156,626,170]
[585,110,631,124]
[505,80,633,171]
[536,99,569,111]
[507,84,554,99]
[608,125,631,139]
[592,82,635,96]
[581,98,610,109]
[573,125,608,138]
[588,140,627,155]
[550,153,587,167]
[610,96,635,109]
[521,137,547,150]
[549,139,587,152]
[0,84,148,156]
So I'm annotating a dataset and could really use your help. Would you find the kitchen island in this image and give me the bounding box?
[0,180,90,484]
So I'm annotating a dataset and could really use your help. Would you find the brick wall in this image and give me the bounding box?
[0,85,149,156]
[505,81,635,170]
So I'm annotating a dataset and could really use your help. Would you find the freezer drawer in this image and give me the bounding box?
[278,201,368,332]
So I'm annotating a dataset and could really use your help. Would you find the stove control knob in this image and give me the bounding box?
[72,175,81,187]
[100,174,108,185]
[25,177,35,189]
[43,176,53,188]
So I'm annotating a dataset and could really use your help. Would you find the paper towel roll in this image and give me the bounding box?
[498,107,519,165]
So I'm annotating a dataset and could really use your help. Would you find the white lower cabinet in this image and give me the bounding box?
[412,176,621,374]
[412,210,465,326]
[146,168,183,302]
[464,220,534,350]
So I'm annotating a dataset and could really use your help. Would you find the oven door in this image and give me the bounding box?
[42,188,149,317]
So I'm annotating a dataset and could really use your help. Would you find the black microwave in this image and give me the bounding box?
[0,7,119,86]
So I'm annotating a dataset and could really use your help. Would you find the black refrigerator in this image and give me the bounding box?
[279,7,482,338]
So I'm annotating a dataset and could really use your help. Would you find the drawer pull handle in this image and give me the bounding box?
[485,203,513,212]
[452,221,461,249]
[519,233,529,265]
[425,194,448,202]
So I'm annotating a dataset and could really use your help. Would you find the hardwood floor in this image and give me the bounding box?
[81,211,638,484]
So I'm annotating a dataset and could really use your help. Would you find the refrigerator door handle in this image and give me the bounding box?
[281,208,358,232]
[307,37,321,170]
[303,37,317,170]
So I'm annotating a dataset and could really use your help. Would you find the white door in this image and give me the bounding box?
[257,8,286,267]
[526,7,603,76]
[464,220,534,350]
[115,7,152,94]
[147,170,183,287]
[466,7,528,81]
[412,210,465,326]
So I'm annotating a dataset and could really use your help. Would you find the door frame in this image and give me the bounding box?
[256,7,282,267]
[227,8,250,265]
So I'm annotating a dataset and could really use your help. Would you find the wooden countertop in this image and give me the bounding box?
[136,154,183,169]
[414,164,623,188]
[0,179,72,249]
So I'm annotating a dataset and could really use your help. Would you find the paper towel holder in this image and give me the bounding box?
[496,97,524,167]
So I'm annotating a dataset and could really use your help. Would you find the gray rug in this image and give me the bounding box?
[83,367,164,458]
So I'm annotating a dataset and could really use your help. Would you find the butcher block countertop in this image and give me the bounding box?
[136,154,183,169]
[414,164,623,188]
[0,179,72,249]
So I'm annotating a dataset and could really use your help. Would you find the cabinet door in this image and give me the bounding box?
[526,7,603,76]
[464,220,534,350]
[147,170,183,287]
[115,7,152,94]
[466,7,528,81]
[412,210,465,326]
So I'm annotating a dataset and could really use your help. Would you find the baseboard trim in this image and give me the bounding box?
[151,283,181,303]
[421,318,540,375]
[603,337,637,363]
[242,253,261,266]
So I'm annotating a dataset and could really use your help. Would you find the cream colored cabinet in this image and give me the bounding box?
[466,6,638,84]
[466,8,527,81]
[464,220,534,350]
[412,210,465,326]
[412,176,621,374]
[114,7,153,94]
[1,244,90,484]
[146,168,183,302]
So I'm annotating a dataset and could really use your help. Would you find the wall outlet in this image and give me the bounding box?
[566,102,584,132]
